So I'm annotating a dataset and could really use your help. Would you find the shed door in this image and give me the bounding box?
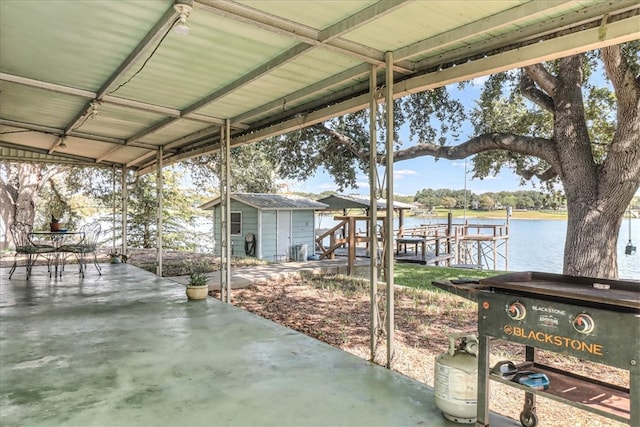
[276,211,291,260]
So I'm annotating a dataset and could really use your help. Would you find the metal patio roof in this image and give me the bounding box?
[1,0,639,175]
[317,194,414,210]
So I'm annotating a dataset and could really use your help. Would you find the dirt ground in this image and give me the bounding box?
[221,274,629,427]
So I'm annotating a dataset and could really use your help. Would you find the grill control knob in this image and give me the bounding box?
[573,313,595,334]
[507,301,526,320]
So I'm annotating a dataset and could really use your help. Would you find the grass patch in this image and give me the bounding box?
[394,263,504,291]
[408,208,567,220]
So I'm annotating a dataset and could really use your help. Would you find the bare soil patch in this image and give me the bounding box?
[222,274,628,427]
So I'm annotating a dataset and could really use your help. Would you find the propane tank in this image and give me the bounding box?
[434,333,478,423]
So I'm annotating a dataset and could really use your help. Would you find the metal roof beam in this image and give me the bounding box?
[232,63,371,123]
[0,72,247,129]
[196,0,413,73]
[123,44,312,147]
[118,0,404,159]
[318,0,413,42]
[0,72,96,98]
[394,0,581,61]
[53,4,177,157]
[0,141,120,168]
[0,119,157,151]
[167,64,373,155]
[182,43,314,116]
[96,6,178,99]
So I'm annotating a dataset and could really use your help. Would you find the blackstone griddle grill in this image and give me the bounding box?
[433,271,639,427]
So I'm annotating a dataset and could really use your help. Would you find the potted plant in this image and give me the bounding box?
[108,249,121,264]
[186,268,208,300]
[50,214,61,232]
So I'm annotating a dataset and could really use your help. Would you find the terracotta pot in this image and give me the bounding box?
[50,222,61,232]
[186,285,208,300]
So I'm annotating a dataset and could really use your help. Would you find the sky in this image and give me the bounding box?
[283,157,536,197]
[282,78,541,197]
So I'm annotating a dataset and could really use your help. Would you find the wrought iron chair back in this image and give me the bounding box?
[59,221,102,277]
[8,222,55,279]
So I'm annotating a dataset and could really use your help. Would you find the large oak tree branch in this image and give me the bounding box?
[602,44,640,103]
[310,123,372,162]
[393,133,560,172]
[524,63,557,97]
[520,73,554,112]
[519,166,558,181]
[599,44,640,205]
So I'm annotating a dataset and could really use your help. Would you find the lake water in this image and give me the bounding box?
[316,215,640,280]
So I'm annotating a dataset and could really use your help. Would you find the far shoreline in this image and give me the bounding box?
[410,209,568,221]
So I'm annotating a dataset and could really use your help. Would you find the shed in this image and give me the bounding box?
[200,193,328,262]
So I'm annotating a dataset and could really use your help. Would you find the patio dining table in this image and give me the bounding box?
[28,231,84,277]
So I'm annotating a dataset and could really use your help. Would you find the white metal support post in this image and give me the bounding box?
[121,165,128,257]
[220,120,232,303]
[384,51,395,369]
[156,146,163,277]
[112,165,117,256]
[369,64,380,362]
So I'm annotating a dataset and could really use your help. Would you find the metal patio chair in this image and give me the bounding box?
[58,221,102,278]
[8,222,56,279]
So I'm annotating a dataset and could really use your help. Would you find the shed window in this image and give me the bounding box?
[231,212,242,235]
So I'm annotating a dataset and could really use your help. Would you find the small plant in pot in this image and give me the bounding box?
[108,249,122,264]
[50,214,61,232]
[186,267,208,300]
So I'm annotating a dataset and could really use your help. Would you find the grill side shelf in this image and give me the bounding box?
[490,362,630,424]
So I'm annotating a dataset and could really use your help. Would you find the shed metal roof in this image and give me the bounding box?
[1,1,638,173]
[200,193,328,210]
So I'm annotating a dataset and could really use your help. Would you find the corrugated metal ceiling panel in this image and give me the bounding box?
[342,1,525,52]
[138,119,216,146]
[239,0,378,29]
[197,49,362,118]
[0,1,170,90]
[71,104,166,140]
[0,81,87,128]
[110,11,298,110]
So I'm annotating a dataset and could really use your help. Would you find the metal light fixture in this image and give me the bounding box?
[625,209,636,255]
[173,1,193,36]
[89,101,100,119]
[58,138,67,149]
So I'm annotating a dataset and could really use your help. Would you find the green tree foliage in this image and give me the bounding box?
[478,195,496,211]
[440,196,457,209]
[267,42,639,278]
[123,171,206,250]
[186,141,279,193]
[414,188,564,211]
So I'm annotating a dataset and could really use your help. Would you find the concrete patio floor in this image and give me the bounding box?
[167,258,371,290]
[1,263,517,426]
